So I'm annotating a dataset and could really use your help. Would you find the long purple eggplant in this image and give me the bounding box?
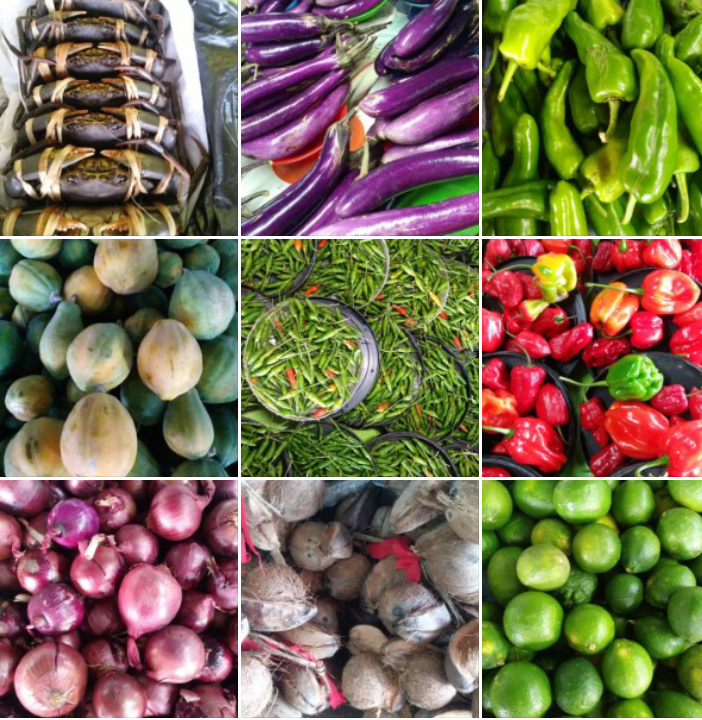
[295,169,360,233]
[361,56,478,118]
[313,0,384,19]
[335,147,478,217]
[290,0,315,11]
[310,192,479,236]
[260,0,287,12]
[381,127,480,163]
[375,38,395,76]
[242,69,349,142]
[241,120,350,236]
[316,0,356,7]
[241,83,349,160]
[372,77,479,145]
[244,36,332,67]
[393,0,458,58]
[242,14,353,43]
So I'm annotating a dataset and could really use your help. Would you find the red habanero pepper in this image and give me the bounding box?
[650,384,689,415]
[688,241,702,285]
[611,239,644,274]
[506,331,551,359]
[482,467,512,477]
[492,439,509,455]
[582,338,631,368]
[678,249,692,276]
[603,400,671,460]
[643,238,683,269]
[589,443,626,477]
[569,238,594,277]
[509,239,545,257]
[484,418,567,473]
[690,388,702,419]
[532,308,571,339]
[482,389,520,432]
[536,384,569,425]
[484,270,524,309]
[593,241,615,274]
[589,282,640,336]
[482,309,505,352]
[518,272,544,300]
[503,306,533,335]
[519,299,549,322]
[670,414,687,426]
[674,302,702,327]
[510,363,547,415]
[549,323,595,362]
[541,239,572,254]
[579,398,609,448]
[670,321,702,364]
[630,312,664,350]
[644,420,702,477]
[485,238,512,268]
[483,358,510,391]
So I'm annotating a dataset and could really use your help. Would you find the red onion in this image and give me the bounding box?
[93,669,146,719]
[147,483,214,541]
[0,558,20,593]
[176,591,215,633]
[0,480,50,517]
[137,676,178,718]
[70,536,126,598]
[64,480,105,498]
[196,636,232,683]
[114,524,159,566]
[118,564,182,667]
[14,641,87,717]
[0,639,20,697]
[56,630,82,649]
[28,582,85,636]
[0,512,21,560]
[145,625,206,684]
[213,480,238,501]
[17,549,69,594]
[20,513,49,549]
[175,685,236,718]
[228,616,237,655]
[165,541,211,589]
[93,488,137,531]
[46,499,100,549]
[149,480,198,495]
[83,598,124,637]
[0,601,25,638]
[203,500,238,557]
[118,480,149,501]
[207,558,238,611]
[82,639,128,678]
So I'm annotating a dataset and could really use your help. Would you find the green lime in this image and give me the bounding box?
[554,658,603,715]
[645,479,666,489]
[506,645,535,663]
[605,574,644,615]
[658,507,702,560]
[564,604,615,655]
[498,511,536,547]
[690,555,702,584]
[531,518,574,555]
[669,587,702,642]
[601,639,653,699]
[483,668,497,714]
[572,523,621,573]
[669,480,702,512]
[512,479,558,519]
[554,568,598,609]
[483,602,503,624]
[651,690,702,718]
[646,559,696,608]
[483,621,511,670]
[488,547,526,606]
[653,486,678,519]
[678,645,702,702]
[554,480,612,524]
[633,615,690,660]
[491,661,552,718]
[483,530,500,565]
[517,543,570,591]
[620,525,661,574]
[483,480,513,530]
[612,480,655,527]
[606,698,654,717]
[613,612,628,638]
[503,591,564,651]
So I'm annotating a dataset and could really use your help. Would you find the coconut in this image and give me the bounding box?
[277,621,341,659]
[381,639,427,669]
[265,479,325,522]
[378,581,451,642]
[444,620,479,693]
[240,653,274,718]
[342,653,403,712]
[441,482,479,544]
[289,521,353,571]
[400,652,457,711]
[415,524,479,604]
[325,553,371,600]
[390,480,451,534]
[280,665,330,716]
[362,556,407,611]
[298,569,324,594]
[314,596,342,633]
[335,484,378,531]
[370,506,395,538]
[265,695,303,718]
[244,485,290,563]
[242,562,317,632]
[348,625,389,656]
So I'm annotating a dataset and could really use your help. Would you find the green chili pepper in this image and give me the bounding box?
[491,60,527,158]
[642,193,675,232]
[662,0,702,18]
[585,196,641,236]
[241,239,315,297]
[482,131,501,236]
[241,420,289,477]
[569,67,608,137]
[513,67,543,117]
[690,176,702,235]
[550,181,589,236]
[370,434,454,477]
[675,15,702,71]
[621,0,664,51]
[484,0,519,35]
[287,424,375,477]
[444,442,479,477]
[483,181,555,222]
[673,131,701,223]
[580,0,624,30]
[662,49,702,163]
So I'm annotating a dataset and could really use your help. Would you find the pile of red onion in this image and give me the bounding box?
[0,479,237,718]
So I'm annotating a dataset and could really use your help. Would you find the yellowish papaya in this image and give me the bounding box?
[40,299,83,380]
[63,266,113,315]
[67,323,133,392]
[5,417,70,477]
[94,239,158,294]
[162,389,214,460]
[5,375,55,422]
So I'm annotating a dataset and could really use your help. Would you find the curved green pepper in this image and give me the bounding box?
[585,196,640,236]
[674,131,701,223]
[550,180,588,236]
[690,176,702,235]
[541,59,584,180]
[641,193,675,232]
[482,180,555,222]
[580,0,624,30]
[621,49,678,225]
[621,0,664,51]
[491,60,527,158]
[485,0,519,34]
[482,131,501,236]
[569,66,608,136]
[663,51,702,158]
[675,15,702,71]
[662,0,702,18]
[514,67,543,116]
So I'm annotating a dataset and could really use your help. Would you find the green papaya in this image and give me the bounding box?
[162,388,214,459]
[184,245,220,274]
[0,245,21,277]
[169,270,235,340]
[57,239,95,269]
[125,286,169,314]
[209,406,238,467]
[9,260,62,311]
[197,336,238,404]
[124,308,164,344]
[159,239,205,250]
[120,370,167,426]
[39,300,83,379]
[0,321,23,379]
[26,312,51,354]
[128,440,162,476]
[12,304,36,329]
[155,251,183,288]
[11,240,62,259]
[172,459,228,476]
[211,239,237,292]
[0,289,15,319]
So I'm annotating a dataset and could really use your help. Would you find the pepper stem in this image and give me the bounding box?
[634,455,669,477]
[585,282,644,296]
[676,172,691,224]
[536,61,557,78]
[485,38,499,76]
[497,60,518,103]
[482,425,515,437]
[622,193,637,225]
[487,264,533,281]
[599,100,620,144]
[558,377,608,389]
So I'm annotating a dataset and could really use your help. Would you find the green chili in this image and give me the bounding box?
[242,239,316,296]
[286,424,375,477]
[370,434,455,478]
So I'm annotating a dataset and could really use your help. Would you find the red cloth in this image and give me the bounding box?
[367,536,422,583]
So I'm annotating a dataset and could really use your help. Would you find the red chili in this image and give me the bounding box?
[510,364,547,415]
[641,270,701,315]
[612,239,644,274]
[593,241,615,274]
[670,321,702,364]
[483,358,510,391]
[294,239,303,251]
[484,270,524,309]
[485,238,512,268]
[503,306,533,335]
[579,398,609,448]
[482,467,512,477]
[589,443,626,477]
[643,238,683,269]
[549,322,595,363]
[482,389,520,432]
[305,285,318,296]
[510,239,545,257]
[286,367,297,388]
[655,419,702,477]
[533,308,571,339]
[482,308,505,352]
[690,388,702,420]
[569,238,594,276]
[517,272,543,300]
[651,385,689,416]
[674,302,702,327]
[604,400,671,460]
[536,384,569,426]
[486,418,567,473]
[506,331,551,359]
[630,311,664,350]
[670,414,687,426]
[582,338,631,368]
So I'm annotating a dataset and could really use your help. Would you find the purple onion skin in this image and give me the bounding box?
[196,636,233,683]
[207,559,238,612]
[0,601,25,639]
[0,480,50,517]
[27,582,85,636]
[138,676,178,718]
[47,499,100,549]
[64,480,105,498]
[203,500,238,558]
[17,548,69,594]
[93,488,137,531]
[0,559,20,593]
[213,481,238,502]
[176,591,215,634]
[115,524,159,567]
[175,685,236,718]
[165,542,211,589]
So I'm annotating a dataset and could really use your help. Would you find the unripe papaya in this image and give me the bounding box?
[40,300,83,380]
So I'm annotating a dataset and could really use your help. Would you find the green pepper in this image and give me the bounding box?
[564,11,638,142]
[585,196,641,236]
[497,0,576,101]
[541,59,584,180]
[605,355,665,401]
[641,193,675,232]
[621,0,665,51]
[569,67,608,137]
[482,180,555,222]
[532,252,578,304]
[675,15,702,71]
[482,131,501,236]
[485,0,520,72]
[491,60,527,158]
[621,49,678,225]
[662,50,702,159]
[662,0,702,18]
[674,131,701,223]
[691,176,702,235]
[496,114,541,237]
[550,180,588,236]
[513,67,543,116]
[580,0,624,30]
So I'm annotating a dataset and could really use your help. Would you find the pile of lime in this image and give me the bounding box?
[483,479,702,719]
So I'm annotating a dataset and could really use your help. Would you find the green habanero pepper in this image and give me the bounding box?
[621,0,665,51]
[496,113,541,237]
[675,15,702,71]
[497,0,576,101]
[491,60,527,158]
[550,180,589,236]
[662,0,702,18]
[585,196,640,236]
[663,51,702,158]
[482,131,501,236]
[569,66,608,136]
[580,0,624,30]
[621,49,678,225]
[541,59,585,180]
[482,180,555,222]
[564,11,639,142]
[674,131,701,223]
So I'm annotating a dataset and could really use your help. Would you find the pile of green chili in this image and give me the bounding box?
[242,238,316,295]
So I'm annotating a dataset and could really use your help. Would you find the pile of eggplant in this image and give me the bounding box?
[241,0,479,237]
[1,0,207,236]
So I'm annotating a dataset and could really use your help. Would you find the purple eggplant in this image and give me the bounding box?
[310,192,479,236]
[291,0,315,12]
[242,69,349,142]
[313,0,384,19]
[381,127,480,163]
[393,0,458,58]
[241,83,349,160]
[316,0,360,6]
[375,38,395,76]
[335,147,478,217]
[241,119,350,236]
[361,56,478,118]
[260,0,287,11]
[241,13,351,43]
[296,169,360,233]
[372,77,479,145]
[244,36,332,67]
